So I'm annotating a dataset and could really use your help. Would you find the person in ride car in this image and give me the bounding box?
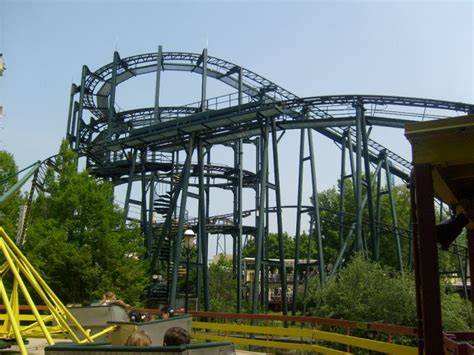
[100,291,131,309]
[125,329,152,346]
[163,327,190,346]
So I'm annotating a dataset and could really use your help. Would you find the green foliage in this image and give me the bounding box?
[208,254,236,313]
[440,284,472,331]
[318,180,412,270]
[306,254,416,326]
[243,231,317,261]
[306,254,471,331]
[25,141,147,305]
[0,151,24,236]
[0,150,19,193]
[243,232,293,259]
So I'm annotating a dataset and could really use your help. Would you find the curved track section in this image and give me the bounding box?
[74,51,474,180]
[67,49,474,314]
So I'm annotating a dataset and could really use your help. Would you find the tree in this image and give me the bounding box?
[208,254,236,312]
[243,232,295,260]
[317,180,412,270]
[305,254,471,331]
[0,151,24,236]
[25,141,148,305]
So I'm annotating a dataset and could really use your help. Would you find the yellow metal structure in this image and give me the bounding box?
[0,227,95,354]
[192,321,417,355]
[405,114,474,219]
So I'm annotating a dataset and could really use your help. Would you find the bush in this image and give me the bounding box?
[208,254,237,313]
[306,254,471,331]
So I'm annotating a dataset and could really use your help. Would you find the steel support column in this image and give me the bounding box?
[454,243,468,299]
[271,119,288,316]
[75,66,88,152]
[233,145,239,274]
[355,105,364,251]
[197,138,209,311]
[302,215,314,315]
[236,138,243,313]
[263,165,270,312]
[236,67,244,313]
[407,210,413,271]
[255,138,260,228]
[374,161,383,261]
[169,135,195,309]
[108,52,119,143]
[140,150,148,246]
[308,129,325,285]
[154,45,162,123]
[124,149,138,220]
[205,147,211,254]
[201,49,208,111]
[147,173,155,255]
[251,120,268,316]
[338,130,348,251]
[359,102,377,258]
[71,101,79,148]
[70,102,79,153]
[330,159,384,277]
[384,154,403,272]
[292,128,305,315]
[66,84,78,139]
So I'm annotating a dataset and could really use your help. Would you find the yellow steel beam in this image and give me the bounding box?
[0,239,54,345]
[0,227,95,347]
[80,325,117,342]
[0,261,10,276]
[0,228,93,343]
[9,278,19,339]
[19,314,54,334]
[0,280,27,354]
[0,314,51,322]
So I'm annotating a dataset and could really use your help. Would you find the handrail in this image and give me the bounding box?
[6,305,474,352]
[192,321,417,354]
[184,310,418,337]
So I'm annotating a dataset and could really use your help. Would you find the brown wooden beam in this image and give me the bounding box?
[411,170,424,355]
[467,229,474,327]
[413,163,443,354]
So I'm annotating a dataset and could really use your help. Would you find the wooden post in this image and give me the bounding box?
[413,164,444,354]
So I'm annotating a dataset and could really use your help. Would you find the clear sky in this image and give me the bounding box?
[0,0,472,248]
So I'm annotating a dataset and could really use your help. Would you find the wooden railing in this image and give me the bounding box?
[444,332,474,355]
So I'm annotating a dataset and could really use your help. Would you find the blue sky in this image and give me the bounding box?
[0,0,472,241]
[1,0,472,170]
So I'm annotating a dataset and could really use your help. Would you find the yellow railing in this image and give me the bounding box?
[192,321,417,355]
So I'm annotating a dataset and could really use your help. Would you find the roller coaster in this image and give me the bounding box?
[57,47,473,317]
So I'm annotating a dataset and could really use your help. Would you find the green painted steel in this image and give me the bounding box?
[251,119,269,317]
[64,47,474,314]
[0,161,40,205]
